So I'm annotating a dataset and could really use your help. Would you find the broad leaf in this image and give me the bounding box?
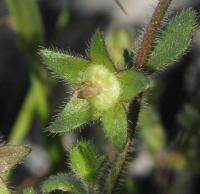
[0,145,31,173]
[148,9,196,70]
[47,94,97,133]
[119,70,149,101]
[0,178,10,194]
[70,141,104,183]
[40,49,89,84]
[102,104,127,148]
[88,30,115,72]
[41,173,86,194]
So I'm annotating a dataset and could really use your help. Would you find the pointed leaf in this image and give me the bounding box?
[70,141,104,183]
[119,70,149,102]
[88,30,115,72]
[0,145,31,173]
[47,94,98,133]
[102,104,127,148]
[40,49,89,84]
[0,177,10,194]
[148,9,196,70]
[22,187,36,194]
[107,29,132,70]
[41,173,86,194]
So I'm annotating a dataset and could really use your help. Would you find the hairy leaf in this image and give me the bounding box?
[22,187,36,194]
[119,70,149,101]
[40,49,89,84]
[70,141,104,183]
[0,177,10,194]
[148,9,196,70]
[41,173,86,194]
[102,104,127,148]
[88,30,115,72]
[0,145,31,173]
[47,94,97,133]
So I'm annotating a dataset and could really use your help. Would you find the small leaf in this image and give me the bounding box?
[102,104,127,148]
[0,177,10,194]
[47,94,98,134]
[40,49,89,84]
[41,173,86,194]
[148,9,196,70]
[123,49,134,69]
[70,141,104,183]
[22,187,36,194]
[88,30,115,72]
[118,70,149,102]
[107,29,132,70]
[0,145,31,173]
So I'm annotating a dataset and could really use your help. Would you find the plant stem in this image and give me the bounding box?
[104,0,174,192]
[135,0,172,68]
[88,182,95,194]
[127,94,143,139]
[104,138,133,194]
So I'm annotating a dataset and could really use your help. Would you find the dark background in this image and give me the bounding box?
[0,0,200,193]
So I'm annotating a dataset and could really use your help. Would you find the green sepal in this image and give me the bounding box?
[41,173,86,194]
[70,141,104,183]
[47,94,98,134]
[39,49,89,84]
[148,9,196,70]
[0,145,31,173]
[118,70,149,102]
[88,30,115,72]
[102,104,127,148]
[0,178,10,194]
[22,187,37,194]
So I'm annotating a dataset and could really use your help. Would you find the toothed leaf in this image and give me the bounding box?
[0,178,10,194]
[119,70,149,101]
[88,30,115,72]
[47,94,97,133]
[22,187,36,194]
[40,49,89,84]
[102,104,127,148]
[148,9,196,70]
[70,141,104,183]
[41,173,86,194]
[0,145,31,173]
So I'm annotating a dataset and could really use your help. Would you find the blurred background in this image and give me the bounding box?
[0,0,200,193]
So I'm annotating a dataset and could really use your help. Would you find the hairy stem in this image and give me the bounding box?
[135,0,173,68]
[127,94,143,139]
[104,138,133,194]
[88,183,95,194]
